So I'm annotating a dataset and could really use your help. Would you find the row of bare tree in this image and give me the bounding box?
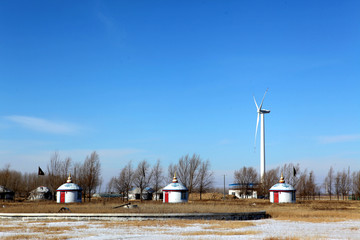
[234,163,318,199]
[107,154,214,201]
[324,166,360,200]
[234,164,360,200]
[4,151,360,202]
[1,152,214,201]
[0,164,39,198]
[46,151,102,201]
[107,159,161,201]
[169,154,214,200]
[0,151,101,201]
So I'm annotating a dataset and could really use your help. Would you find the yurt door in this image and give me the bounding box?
[60,192,65,203]
[165,192,169,203]
[274,192,279,203]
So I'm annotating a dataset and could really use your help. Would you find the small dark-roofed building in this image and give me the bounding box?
[152,188,163,201]
[128,187,154,200]
[0,185,15,200]
[93,193,123,198]
[28,186,52,201]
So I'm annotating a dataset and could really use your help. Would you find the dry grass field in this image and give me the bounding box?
[1,193,360,222]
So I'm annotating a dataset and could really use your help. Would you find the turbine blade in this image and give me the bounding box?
[254,113,259,151]
[253,95,259,110]
[259,88,269,110]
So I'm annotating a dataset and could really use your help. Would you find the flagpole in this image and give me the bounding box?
[223,175,225,200]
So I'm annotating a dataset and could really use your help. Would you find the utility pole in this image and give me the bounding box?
[223,175,226,200]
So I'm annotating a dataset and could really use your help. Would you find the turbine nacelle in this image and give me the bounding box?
[259,109,270,114]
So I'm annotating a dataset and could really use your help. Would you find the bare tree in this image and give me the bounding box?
[234,167,258,184]
[46,152,62,193]
[0,164,11,188]
[168,163,177,180]
[8,170,23,198]
[281,163,300,187]
[324,166,334,200]
[346,167,351,199]
[114,172,125,198]
[297,170,316,200]
[197,160,214,200]
[22,172,40,196]
[79,151,101,202]
[72,161,82,186]
[151,159,164,201]
[176,154,201,193]
[307,171,316,200]
[62,157,72,179]
[0,164,44,199]
[176,155,190,190]
[340,171,346,200]
[0,167,22,198]
[315,185,321,200]
[116,161,134,201]
[296,169,308,200]
[97,178,103,194]
[352,170,360,200]
[258,167,280,197]
[133,160,152,201]
[335,172,341,200]
[339,168,351,200]
[106,177,117,193]
[46,152,72,193]
[188,154,201,193]
[234,166,258,198]
[74,161,87,202]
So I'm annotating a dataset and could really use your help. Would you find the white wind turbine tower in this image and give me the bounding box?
[254,89,270,182]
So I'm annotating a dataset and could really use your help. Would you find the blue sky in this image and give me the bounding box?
[1,1,360,188]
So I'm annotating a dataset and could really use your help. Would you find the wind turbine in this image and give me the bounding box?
[253,89,270,182]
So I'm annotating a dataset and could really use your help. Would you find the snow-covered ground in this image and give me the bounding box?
[1,219,359,239]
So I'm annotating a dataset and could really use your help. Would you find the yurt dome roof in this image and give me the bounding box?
[163,174,188,191]
[57,182,82,191]
[269,182,295,191]
[57,174,82,191]
[269,173,295,191]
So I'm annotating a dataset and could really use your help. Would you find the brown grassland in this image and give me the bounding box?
[1,193,360,222]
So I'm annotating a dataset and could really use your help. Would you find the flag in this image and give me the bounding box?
[293,167,297,177]
[38,167,45,176]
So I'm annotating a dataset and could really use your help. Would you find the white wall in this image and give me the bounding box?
[229,189,257,199]
[57,191,82,203]
[163,191,188,203]
[270,191,296,203]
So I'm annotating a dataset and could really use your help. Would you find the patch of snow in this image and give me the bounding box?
[0,219,359,239]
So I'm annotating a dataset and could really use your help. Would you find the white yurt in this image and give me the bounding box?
[56,174,82,203]
[28,186,52,201]
[269,173,296,203]
[162,174,188,203]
